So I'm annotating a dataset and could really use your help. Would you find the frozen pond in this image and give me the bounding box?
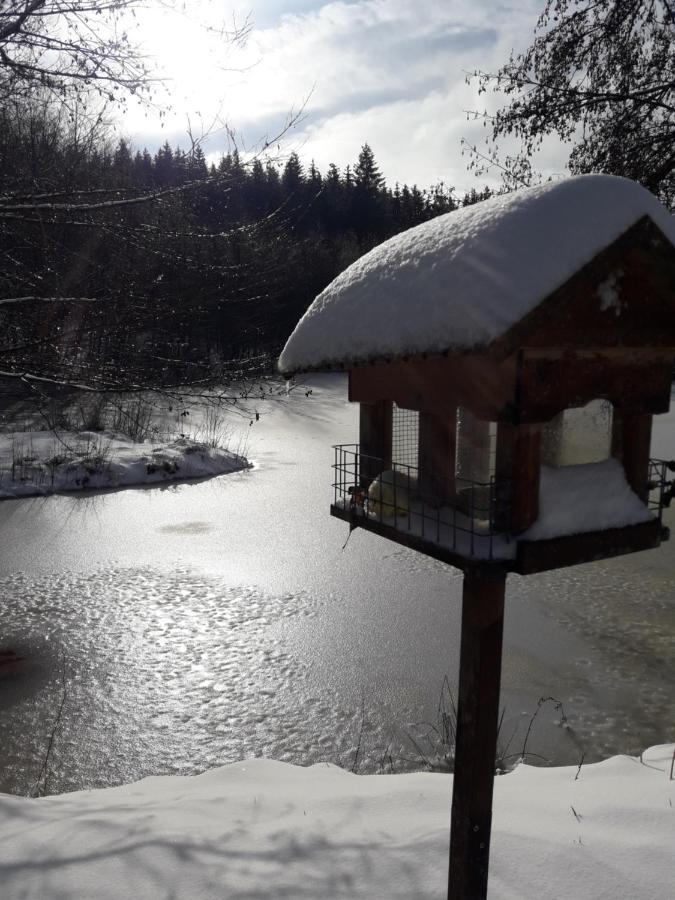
[0,375,673,794]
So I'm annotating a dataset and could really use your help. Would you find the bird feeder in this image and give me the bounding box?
[279,175,675,900]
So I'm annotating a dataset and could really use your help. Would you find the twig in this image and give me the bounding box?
[574,752,585,781]
[521,696,567,761]
[30,652,67,798]
[351,698,366,773]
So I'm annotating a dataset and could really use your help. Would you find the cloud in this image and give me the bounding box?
[124,0,566,191]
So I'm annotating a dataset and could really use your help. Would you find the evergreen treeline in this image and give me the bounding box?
[0,101,492,391]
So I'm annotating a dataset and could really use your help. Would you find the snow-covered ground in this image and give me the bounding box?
[1,745,672,899]
[0,430,250,498]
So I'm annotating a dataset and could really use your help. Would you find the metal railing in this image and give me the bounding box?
[332,444,512,561]
[647,458,675,524]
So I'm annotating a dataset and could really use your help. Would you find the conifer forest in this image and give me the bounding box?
[0,100,490,396]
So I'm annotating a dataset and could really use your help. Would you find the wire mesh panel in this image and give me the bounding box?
[392,404,419,470]
[332,444,513,561]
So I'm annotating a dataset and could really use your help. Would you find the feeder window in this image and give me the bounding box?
[456,408,497,482]
[542,399,613,467]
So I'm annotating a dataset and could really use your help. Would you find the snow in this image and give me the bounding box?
[366,468,417,517]
[597,272,622,315]
[523,458,652,541]
[0,745,672,899]
[0,430,250,498]
[278,175,675,374]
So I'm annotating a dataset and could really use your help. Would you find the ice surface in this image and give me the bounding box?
[279,175,675,374]
[523,458,652,541]
[0,745,673,899]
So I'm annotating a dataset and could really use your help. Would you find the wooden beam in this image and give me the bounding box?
[349,356,517,422]
[495,423,516,532]
[611,405,623,459]
[359,400,392,485]
[510,424,542,533]
[418,409,457,504]
[621,412,653,501]
[516,350,673,423]
[515,519,663,574]
[448,571,506,900]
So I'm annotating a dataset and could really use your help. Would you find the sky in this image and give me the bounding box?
[123,0,566,193]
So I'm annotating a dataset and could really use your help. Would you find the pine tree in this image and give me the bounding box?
[154,142,175,186]
[187,145,208,181]
[351,144,386,239]
[112,139,133,185]
[354,143,384,192]
[282,152,304,193]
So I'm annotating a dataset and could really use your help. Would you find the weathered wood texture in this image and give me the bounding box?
[358,400,392,485]
[516,349,673,422]
[515,519,663,574]
[418,409,457,503]
[620,413,653,501]
[350,348,673,427]
[349,357,518,422]
[508,424,542,533]
[491,216,675,358]
[448,573,506,900]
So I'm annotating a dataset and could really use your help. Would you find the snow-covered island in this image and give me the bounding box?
[0,429,250,499]
[0,745,672,899]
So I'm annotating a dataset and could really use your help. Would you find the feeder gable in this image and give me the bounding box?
[490,216,675,359]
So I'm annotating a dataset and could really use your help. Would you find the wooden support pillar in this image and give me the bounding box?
[419,408,457,504]
[510,424,542,533]
[448,570,506,900]
[359,400,392,486]
[621,412,652,502]
[494,423,515,533]
[611,406,623,459]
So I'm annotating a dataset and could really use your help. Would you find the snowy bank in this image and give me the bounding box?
[0,747,672,899]
[279,174,675,373]
[0,430,250,498]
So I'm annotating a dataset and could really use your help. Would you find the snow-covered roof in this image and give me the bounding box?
[279,175,675,375]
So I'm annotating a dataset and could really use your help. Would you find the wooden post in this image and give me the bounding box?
[419,408,457,504]
[621,412,652,502]
[510,424,542,533]
[359,400,392,486]
[448,570,506,900]
[611,406,623,459]
[495,423,515,533]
